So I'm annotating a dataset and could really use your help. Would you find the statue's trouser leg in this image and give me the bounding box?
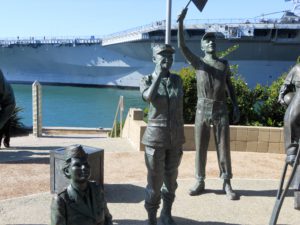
[294,166,300,210]
[144,146,165,225]
[283,103,300,209]
[3,119,11,147]
[283,109,300,158]
[195,111,211,182]
[161,147,183,219]
[212,115,232,180]
[295,190,300,210]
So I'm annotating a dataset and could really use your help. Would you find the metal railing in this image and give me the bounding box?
[110,96,124,138]
[0,35,102,47]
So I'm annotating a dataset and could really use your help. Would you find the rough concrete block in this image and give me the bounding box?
[269,128,282,143]
[230,141,236,152]
[268,142,281,153]
[257,142,269,153]
[184,126,194,139]
[235,141,247,152]
[247,127,259,142]
[208,138,216,151]
[246,141,258,152]
[236,127,248,141]
[280,129,285,143]
[230,126,237,141]
[258,128,270,142]
[279,142,285,154]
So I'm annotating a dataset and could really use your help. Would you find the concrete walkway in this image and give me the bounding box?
[0,134,299,225]
[0,134,134,163]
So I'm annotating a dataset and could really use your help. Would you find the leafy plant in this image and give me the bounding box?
[227,73,267,125]
[109,121,124,137]
[217,44,239,58]
[10,106,30,136]
[258,74,286,127]
[178,67,197,124]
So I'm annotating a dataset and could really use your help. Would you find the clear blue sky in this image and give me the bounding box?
[0,0,294,38]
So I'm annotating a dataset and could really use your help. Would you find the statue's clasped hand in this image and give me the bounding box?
[177,8,188,22]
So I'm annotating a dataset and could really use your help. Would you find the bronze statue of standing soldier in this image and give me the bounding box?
[140,44,185,225]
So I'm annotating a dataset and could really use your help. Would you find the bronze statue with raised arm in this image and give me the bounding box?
[177,8,240,200]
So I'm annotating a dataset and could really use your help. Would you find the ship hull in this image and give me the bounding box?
[0,44,152,88]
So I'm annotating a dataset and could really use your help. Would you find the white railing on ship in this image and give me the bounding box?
[102,20,166,40]
[0,35,103,46]
[101,17,284,42]
[184,18,281,25]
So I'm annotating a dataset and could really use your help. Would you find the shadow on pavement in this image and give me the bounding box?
[0,150,50,164]
[113,218,239,225]
[40,135,107,139]
[200,189,293,198]
[12,146,60,150]
[238,189,294,197]
[105,183,144,203]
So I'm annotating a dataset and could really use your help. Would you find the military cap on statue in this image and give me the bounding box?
[64,144,88,161]
[152,43,175,56]
[201,32,216,42]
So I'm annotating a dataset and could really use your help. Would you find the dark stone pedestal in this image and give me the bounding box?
[295,191,300,210]
[50,145,104,193]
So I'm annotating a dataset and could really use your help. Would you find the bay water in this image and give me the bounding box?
[13,84,147,128]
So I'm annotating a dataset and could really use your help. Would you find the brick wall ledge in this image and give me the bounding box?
[122,108,285,153]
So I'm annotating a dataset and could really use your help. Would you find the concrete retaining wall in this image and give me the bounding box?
[122,108,285,154]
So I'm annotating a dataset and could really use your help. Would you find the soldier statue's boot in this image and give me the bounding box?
[3,136,10,148]
[189,180,205,196]
[223,179,239,200]
[147,210,157,225]
[160,201,177,225]
[294,191,300,210]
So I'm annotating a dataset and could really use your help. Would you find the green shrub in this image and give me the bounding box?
[178,67,197,124]
[109,121,124,137]
[258,74,286,127]
[10,106,30,136]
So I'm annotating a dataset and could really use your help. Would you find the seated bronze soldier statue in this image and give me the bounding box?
[51,145,113,225]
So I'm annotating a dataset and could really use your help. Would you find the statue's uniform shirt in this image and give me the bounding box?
[140,73,185,148]
[140,73,185,212]
[191,58,233,180]
[0,70,15,129]
[51,181,111,225]
[281,64,300,190]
